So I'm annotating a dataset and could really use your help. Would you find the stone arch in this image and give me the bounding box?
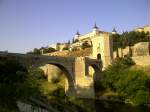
[42,62,75,96]
[87,63,101,82]
[87,63,101,94]
[97,53,101,60]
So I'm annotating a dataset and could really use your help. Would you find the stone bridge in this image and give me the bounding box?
[0,52,102,98]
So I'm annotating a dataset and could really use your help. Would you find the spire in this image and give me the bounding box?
[93,23,98,29]
[76,30,80,35]
[92,23,99,33]
[112,27,117,34]
[112,27,116,32]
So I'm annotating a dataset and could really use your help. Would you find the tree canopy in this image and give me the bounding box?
[102,57,150,105]
[27,47,56,55]
[112,31,150,50]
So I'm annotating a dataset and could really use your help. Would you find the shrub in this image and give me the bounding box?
[115,69,150,105]
[101,57,150,105]
[102,57,135,90]
[62,46,69,50]
[81,41,91,49]
[43,47,56,53]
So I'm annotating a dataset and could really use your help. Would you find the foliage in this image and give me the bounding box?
[101,57,150,105]
[102,57,135,90]
[0,59,27,84]
[62,46,69,50]
[0,58,93,112]
[81,41,92,49]
[0,59,45,111]
[49,87,65,98]
[112,31,150,51]
[111,34,121,51]
[74,39,79,43]
[27,47,56,55]
[42,47,56,53]
[33,48,41,55]
[0,59,26,110]
[115,70,150,105]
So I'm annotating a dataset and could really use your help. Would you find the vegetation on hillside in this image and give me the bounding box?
[99,57,150,105]
[112,31,150,51]
[81,41,92,49]
[27,47,56,55]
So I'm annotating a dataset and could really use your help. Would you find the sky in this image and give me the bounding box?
[0,0,150,53]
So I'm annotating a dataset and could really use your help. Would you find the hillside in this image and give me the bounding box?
[43,48,92,57]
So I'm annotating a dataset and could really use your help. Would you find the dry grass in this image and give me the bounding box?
[44,48,92,57]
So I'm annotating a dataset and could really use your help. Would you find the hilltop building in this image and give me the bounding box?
[47,24,114,69]
[134,25,150,33]
[48,43,69,51]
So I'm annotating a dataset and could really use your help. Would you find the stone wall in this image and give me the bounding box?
[132,56,150,66]
[113,42,150,58]
[132,42,149,56]
[113,42,150,66]
[91,33,113,69]
[74,57,95,98]
[134,25,150,33]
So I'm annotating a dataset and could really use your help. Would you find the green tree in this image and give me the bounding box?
[81,41,91,49]
[33,48,41,55]
[74,39,79,43]
[115,70,150,105]
[0,59,43,111]
[42,47,56,53]
[115,31,150,49]
[111,33,121,51]
[102,57,150,105]
[62,46,69,50]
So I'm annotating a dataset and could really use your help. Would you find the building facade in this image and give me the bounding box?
[134,25,150,33]
[69,24,113,69]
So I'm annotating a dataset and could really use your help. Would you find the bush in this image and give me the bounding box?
[50,87,65,98]
[115,69,150,105]
[43,47,56,53]
[101,57,150,105]
[62,46,69,50]
[81,41,91,49]
[74,39,79,43]
[102,57,135,90]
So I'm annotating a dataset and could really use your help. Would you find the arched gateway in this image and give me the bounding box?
[0,53,102,98]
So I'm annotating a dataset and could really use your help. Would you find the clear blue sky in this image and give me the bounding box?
[0,0,150,53]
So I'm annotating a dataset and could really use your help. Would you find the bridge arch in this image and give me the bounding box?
[86,61,101,82]
[43,62,75,96]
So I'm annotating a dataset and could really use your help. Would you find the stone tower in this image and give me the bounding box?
[92,23,99,34]
[74,30,80,40]
[91,27,113,69]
